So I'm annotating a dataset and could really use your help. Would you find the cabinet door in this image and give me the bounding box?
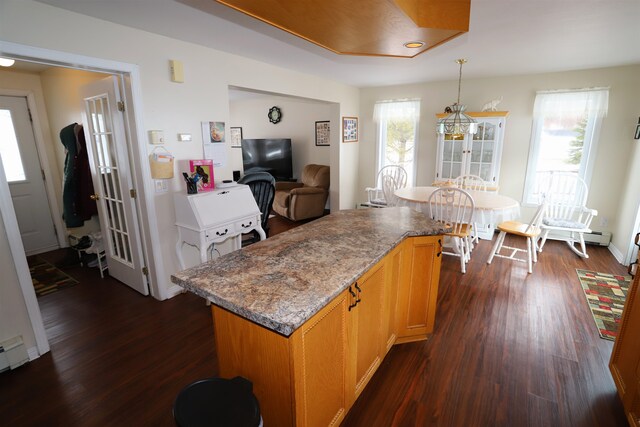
[468,117,504,184]
[347,261,386,402]
[610,268,640,424]
[436,133,465,180]
[291,288,349,427]
[382,245,401,353]
[396,236,442,343]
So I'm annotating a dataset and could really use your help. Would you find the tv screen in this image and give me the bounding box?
[241,138,293,181]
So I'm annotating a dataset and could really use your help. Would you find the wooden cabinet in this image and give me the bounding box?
[610,260,640,426]
[347,259,386,403]
[291,288,350,427]
[212,236,441,426]
[434,112,508,186]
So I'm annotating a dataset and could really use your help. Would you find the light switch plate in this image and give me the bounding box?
[178,133,192,142]
[154,180,169,193]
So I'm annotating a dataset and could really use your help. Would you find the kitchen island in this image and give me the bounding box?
[172,207,447,426]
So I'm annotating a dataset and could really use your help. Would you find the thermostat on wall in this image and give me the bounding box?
[148,130,165,144]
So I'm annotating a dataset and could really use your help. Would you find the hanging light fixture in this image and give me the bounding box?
[437,58,477,139]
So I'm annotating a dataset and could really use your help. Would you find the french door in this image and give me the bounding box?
[80,77,148,296]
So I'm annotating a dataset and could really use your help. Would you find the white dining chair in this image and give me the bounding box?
[487,201,546,273]
[428,187,475,274]
[453,174,488,246]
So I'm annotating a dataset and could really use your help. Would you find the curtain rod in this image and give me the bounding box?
[536,86,610,94]
[374,98,421,104]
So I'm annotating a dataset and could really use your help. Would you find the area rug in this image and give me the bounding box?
[28,256,79,297]
[576,269,631,341]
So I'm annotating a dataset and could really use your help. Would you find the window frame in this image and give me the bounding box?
[522,90,607,206]
[374,100,420,187]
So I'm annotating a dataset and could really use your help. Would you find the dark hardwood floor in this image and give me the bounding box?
[0,214,628,426]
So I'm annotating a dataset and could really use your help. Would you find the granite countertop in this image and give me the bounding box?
[171,207,448,337]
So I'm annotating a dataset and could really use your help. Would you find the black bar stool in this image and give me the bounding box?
[173,377,261,427]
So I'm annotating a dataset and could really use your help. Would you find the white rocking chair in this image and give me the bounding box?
[365,165,407,207]
[536,172,597,259]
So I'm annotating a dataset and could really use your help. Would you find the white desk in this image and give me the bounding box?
[174,185,265,269]
[395,186,521,239]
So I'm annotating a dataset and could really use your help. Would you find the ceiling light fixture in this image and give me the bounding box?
[0,58,15,67]
[403,41,424,49]
[437,58,477,139]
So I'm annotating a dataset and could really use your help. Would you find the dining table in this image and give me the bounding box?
[394,186,521,227]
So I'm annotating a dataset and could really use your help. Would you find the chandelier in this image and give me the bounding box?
[437,59,477,139]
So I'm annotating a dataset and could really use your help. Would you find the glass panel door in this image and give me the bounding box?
[440,135,465,180]
[470,121,497,182]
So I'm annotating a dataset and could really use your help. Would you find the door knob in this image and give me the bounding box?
[90,194,100,201]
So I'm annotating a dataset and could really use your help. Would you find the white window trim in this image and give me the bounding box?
[374,99,421,187]
[522,88,608,207]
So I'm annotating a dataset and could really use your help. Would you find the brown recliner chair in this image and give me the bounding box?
[273,164,330,221]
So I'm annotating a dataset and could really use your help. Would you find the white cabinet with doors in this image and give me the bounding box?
[434,112,508,187]
[434,112,508,240]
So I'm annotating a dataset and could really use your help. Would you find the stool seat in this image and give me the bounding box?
[173,377,261,427]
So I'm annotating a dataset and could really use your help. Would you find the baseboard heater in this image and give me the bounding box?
[0,336,29,373]
[584,231,612,246]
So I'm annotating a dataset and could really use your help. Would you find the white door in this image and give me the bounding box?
[0,96,59,255]
[80,77,149,296]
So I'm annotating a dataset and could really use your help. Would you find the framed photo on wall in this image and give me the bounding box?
[342,116,358,143]
[230,127,243,147]
[315,121,330,146]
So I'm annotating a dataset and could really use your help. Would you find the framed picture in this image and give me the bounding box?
[315,121,330,146]
[230,127,243,147]
[189,159,215,192]
[635,124,640,140]
[342,116,358,143]
[208,121,225,143]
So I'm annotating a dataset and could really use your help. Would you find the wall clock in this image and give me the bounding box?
[268,106,282,124]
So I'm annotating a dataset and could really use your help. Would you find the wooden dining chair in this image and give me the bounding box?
[428,187,475,274]
[453,174,488,246]
[486,201,546,274]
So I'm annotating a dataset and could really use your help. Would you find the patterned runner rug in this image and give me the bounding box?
[28,256,79,297]
[576,269,631,341]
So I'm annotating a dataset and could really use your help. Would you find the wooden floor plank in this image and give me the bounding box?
[0,221,629,426]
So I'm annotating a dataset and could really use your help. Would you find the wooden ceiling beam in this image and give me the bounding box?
[215,0,471,58]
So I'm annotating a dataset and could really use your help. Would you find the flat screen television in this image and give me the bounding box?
[241,138,293,181]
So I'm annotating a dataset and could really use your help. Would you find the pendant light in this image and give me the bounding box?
[437,59,477,139]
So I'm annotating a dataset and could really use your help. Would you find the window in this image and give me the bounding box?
[522,89,609,204]
[0,109,26,182]
[373,99,420,186]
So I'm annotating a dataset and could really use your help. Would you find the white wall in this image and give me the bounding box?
[229,95,333,183]
[360,65,640,259]
[0,210,35,349]
[0,0,360,355]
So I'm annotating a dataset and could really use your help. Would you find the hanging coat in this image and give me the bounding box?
[60,123,97,227]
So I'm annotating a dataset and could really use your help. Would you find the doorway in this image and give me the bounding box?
[0,95,59,255]
[0,45,159,358]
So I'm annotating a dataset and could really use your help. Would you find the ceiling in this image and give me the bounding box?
[34,0,640,87]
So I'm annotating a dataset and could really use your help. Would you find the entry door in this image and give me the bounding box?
[0,96,58,255]
[80,77,149,296]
